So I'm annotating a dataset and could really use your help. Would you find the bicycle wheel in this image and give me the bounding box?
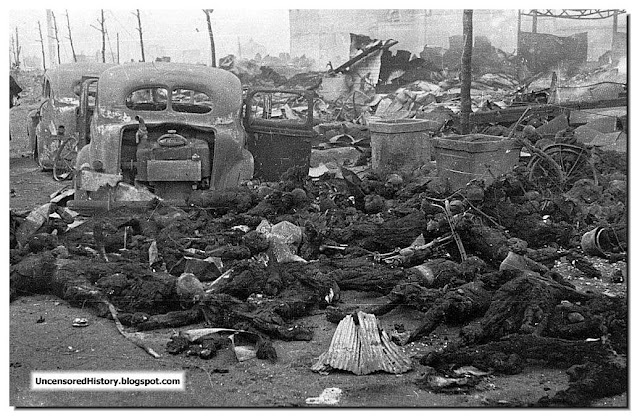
[527,143,598,192]
[53,136,78,181]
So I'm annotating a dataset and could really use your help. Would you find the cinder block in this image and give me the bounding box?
[434,134,522,191]
[370,119,435,173]
[584,116,618,133]
[536,114,569,137]
[590,132,627,153]
[574,125,603,144]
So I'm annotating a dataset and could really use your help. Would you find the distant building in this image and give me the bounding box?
[145,44,166,62]
[289,9,627,70]
[94,50,118,64]
[75,54,95,63]
[181,49,204,65]
[238,38,268,60]
[22,55,41,70]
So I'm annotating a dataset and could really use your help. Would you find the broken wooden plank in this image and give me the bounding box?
[468,97,627,125]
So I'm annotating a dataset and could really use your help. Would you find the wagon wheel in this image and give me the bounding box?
[53,136,78,181]
[527,143,598,192]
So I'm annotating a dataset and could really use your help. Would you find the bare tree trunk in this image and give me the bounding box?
[91,10,107,63]
[11,29,21,69]
[15,28,21,69]
[100,10,106,63]
[46,10,56,68]
[117,33,120,64]
[51,11,61,64]
[65,10,77,63]
[135,10,145,62]
[105,30,115,63]
[38,21,46,71]
[10,34,15,68]
[203,9,217,67]
[460,9,473,135]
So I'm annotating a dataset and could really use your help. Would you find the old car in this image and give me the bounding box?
[28,62,115,170]
[72,62,255,206]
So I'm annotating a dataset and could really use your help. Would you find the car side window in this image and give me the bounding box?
[88,81,98,107]
[171,88,212,114]
[125,87,168,111]
[246,91,308,125]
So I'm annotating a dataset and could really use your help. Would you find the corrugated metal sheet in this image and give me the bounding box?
[312,311,413,375]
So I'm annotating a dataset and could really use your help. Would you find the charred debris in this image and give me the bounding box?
[10,33,627,407]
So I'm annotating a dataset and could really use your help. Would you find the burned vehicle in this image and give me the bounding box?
[73,62,255,206]
[28,62,114,170]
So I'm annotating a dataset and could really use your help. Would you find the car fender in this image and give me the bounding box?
[75,143,91,170]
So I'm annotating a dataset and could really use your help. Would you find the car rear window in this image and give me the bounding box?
[126,87,168,111]
[171,88,213,114]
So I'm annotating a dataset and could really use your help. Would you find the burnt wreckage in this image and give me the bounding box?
[10,25,628,407]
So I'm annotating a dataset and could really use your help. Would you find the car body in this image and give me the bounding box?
[28,62,115,169]
[74,62,254,203]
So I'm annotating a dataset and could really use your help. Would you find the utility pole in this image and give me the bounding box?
[117,33,120,64]
[134,9,146,62]
[203,9,217,67]
[38,21,46,71]
[460,9,473,135]
[52,11,61,64]
[91,10,107,63]
[65,10,77,62]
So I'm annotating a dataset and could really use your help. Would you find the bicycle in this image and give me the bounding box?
[526,141,598,192]
[52,136,79,181]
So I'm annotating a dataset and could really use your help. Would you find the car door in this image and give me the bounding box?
[33,75,59,168]
[76,77,99,149]
[243,89,316,182]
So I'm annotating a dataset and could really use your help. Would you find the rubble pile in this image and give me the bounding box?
[9,131,627,404]
[219,53,322,90]
[9,33,628,407]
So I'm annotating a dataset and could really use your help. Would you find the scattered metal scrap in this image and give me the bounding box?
[312,311,412,375]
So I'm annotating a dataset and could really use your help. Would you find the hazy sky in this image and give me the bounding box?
[8,2,636,68]
[9,7,292,66]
